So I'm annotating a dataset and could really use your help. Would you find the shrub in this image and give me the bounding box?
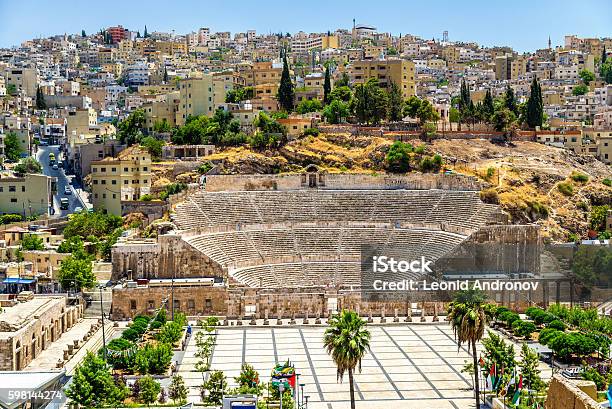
[134,315,151,323]
[1,214,23,224]
[571,172,589,183]
[498,311,520,327]
[480,188,500,204]
[133,343,173,375]
[197,162,213,174]
[513,320,537,338]
[547,320,566,331]
[538,328,562,346]
[558,182,574,196]
[104,338,135,369]
[582,367,606,391]
[303,127,320,137]
[130,321,148,335]
[156,322,183,345]
[122,328,140,342]
[154,309,168,325]
[150,320,163,330]
[525,307,542,319]
[603,179,612,187]
[139,194,153,201]
[414,145,426,154]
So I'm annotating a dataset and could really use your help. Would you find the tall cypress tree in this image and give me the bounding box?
[526,77,543,128]
[504,85,518,116]
[36,86,47,110]
[323,66,331,104]
[163,67,168,83]
[277,56,294,112]
[483,89,494,120]
[602,46,607,64]
[144,25,149,38]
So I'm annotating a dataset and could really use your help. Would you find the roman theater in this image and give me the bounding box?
[110,167,541,320]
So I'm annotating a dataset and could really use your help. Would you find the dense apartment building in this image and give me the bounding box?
[3,68,37,97]
[348,59,416,98]
[90,147,152,215]
[0,173,56,217]
[494,54,527,80]
[175,76,215,126]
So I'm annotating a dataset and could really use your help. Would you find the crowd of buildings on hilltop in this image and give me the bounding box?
[0,23,610,220]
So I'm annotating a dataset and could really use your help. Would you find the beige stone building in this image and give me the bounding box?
[348,59,416,98]
[90,147,152,215]
[0,296,82,370]
[0,173,56,217]
[175,76,215,126]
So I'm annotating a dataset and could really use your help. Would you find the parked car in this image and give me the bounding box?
[74,206,83,213]
[64,186,72,195]
[60,198,69,210]
[52,164,59,170]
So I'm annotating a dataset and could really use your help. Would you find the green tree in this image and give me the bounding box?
[403,95,422,118]
[385,141,412,173]
[323,99,349,124]
[323,310,371,409]
[201,370,228,405]
[491,108,517,133]
[387,82,404,122]
[503,85,519,116]
[234,363,264,395]
[144,25,149,38]
[63,211,122,240]
[602,46,608,64]
[20,234,44,251]
[4,132,23,161]
[519,343,544,391]
[66,352,127,408]
[526,77,543,128]
[58,255,95,291]
[447,291,488,409]
[572,84,589,96]
[296,99,322,114]
[323,65,332,104]
[277,56,295,112]
[140,136,164,160]
[13,157,43,174]
[416,99,441,125]
[329,86,352,103]
[168,374,188,405]
[352,79,388,125]
[117,109,146,145]
[579,69,595,85]
[81,29,86,37]
[482,89,495,121]
[137,375,161,406]
[36,86,47,110]
[335,72,350,87]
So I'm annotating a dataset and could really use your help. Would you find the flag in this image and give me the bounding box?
[486,363,496,391]
[501,368,516,397]
[512,375,523,405]
[478,356,485,367]
[494,366,504,390]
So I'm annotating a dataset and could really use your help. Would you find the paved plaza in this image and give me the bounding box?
[179,323,486,409]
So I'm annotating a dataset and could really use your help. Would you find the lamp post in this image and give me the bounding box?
[278,383,285,409]
[100,285,107,362]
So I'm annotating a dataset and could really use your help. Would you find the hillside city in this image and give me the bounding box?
[0,18,611,409]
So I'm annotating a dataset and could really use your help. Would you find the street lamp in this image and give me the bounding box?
[99,285,107,362]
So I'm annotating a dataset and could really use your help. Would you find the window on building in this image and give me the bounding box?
[9,186,16,192]
[21,186,25,192]
[130,300,137,310]
[205,299,212,309]
[188,299,195,309]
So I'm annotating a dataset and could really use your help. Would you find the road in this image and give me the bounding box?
[36,145,88,217]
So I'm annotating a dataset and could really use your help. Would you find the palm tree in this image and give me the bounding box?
[447,290,488,409]
[323,310,371,409]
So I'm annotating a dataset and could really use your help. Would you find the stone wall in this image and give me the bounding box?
[0,297,82,370]
[111,284,229,320]
[111,235,225,280]
[204,172,484,193]
[121,200,169,225]
[545,375,599,409]
[437,225,542,276]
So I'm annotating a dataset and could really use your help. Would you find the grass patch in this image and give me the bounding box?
[603,178,612,187]
[570,172,589,183]
[557,182,574,196]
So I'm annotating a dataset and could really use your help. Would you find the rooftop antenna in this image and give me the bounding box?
[443,30,449,43]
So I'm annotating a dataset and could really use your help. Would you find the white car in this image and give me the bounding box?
[52,164,59,170]
[64,186,72,195]
[74,206,83,213]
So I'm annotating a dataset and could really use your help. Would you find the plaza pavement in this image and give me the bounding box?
[179,323,488,409]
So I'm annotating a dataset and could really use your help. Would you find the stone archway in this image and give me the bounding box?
[303,164,326,188]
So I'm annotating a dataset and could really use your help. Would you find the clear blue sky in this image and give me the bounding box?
[0,0,610,51]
